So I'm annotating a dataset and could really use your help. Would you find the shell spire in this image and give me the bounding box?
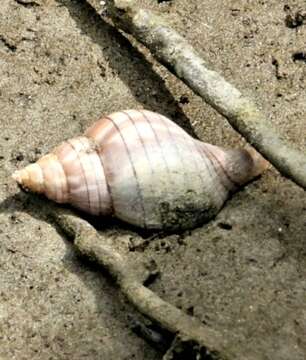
[12,109,268,231]
[12,163,44,194]
[13,153,69,203]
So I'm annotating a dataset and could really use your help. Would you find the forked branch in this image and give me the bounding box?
[48,206,233,360]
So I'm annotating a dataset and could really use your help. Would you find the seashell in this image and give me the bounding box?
[12,109,268,231]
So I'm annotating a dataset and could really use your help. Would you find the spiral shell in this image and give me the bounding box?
[12,109,268,230]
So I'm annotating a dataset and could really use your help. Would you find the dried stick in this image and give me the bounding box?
[48,206,233,360]
[104,0,306,189]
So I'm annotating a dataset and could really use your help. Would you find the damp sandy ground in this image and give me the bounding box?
[1,0,306,359]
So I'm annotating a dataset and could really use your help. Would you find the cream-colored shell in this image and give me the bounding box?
[13,109,268,230]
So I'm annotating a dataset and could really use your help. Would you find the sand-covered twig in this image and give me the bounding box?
[47,206,233,360]
[104,0,306,190]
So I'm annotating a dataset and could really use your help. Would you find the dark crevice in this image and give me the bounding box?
[15,0,40,7]
[292,52,306,63]
[0,35,17,52]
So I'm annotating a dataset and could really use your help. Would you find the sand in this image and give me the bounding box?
[1,0,306,359]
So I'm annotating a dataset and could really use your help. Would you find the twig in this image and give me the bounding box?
[47,206,234,360]
[104,0,306,190]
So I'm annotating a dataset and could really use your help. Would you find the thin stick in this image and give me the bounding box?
[48,207,233,360]
[104,0,306,189]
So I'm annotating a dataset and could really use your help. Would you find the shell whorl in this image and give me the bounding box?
[12,109,268,230]
[53,136,111,215]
